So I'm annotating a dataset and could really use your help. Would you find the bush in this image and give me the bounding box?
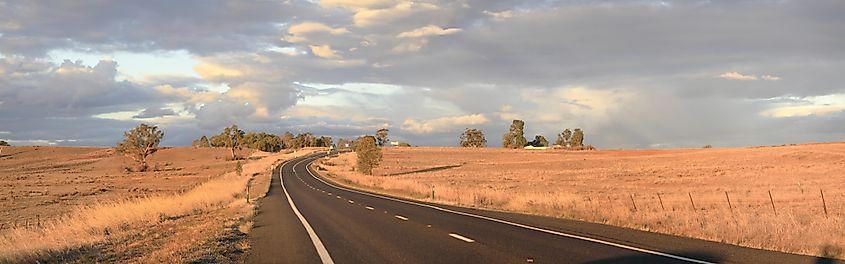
[354,136,381,175]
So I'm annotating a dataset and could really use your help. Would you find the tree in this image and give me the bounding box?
[292,132,316,149]
[116,124,163,172]
[0,140,9,146]
[354,135,381,175]
[555,129,572,147]
[527,135,548,147]
[502,120,527,149]
[460,128,487,147]
[242,132,282,152]
[337,138,352,149]
[376,128,389,146]
[219,125,245,159]
[571,128,585,147]
[192,135,210,148]
[280,132,295,149]
[317,136,333,148]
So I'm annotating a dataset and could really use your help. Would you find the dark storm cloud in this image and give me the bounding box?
[1,0,844,147]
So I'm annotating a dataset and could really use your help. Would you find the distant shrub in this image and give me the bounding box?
[703,145,713,149]
[354,136,382,175]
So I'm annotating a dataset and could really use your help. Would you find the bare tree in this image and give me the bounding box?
[116,124,164,171]
[460,128,487,147]
[354,135,382,175]
[376,128,389,146]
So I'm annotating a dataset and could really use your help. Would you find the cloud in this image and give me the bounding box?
[289,22,350,35]
[353,1,439,27]
[483,10,515,20]
[717,71,759,81]
[717,72,781,81]
[761,75,781,81]
[309,44,341,59]
[761,105,845,118]
[397,25,462,38]
[402,114,489,134]
[286,22,350,43]
[319,0,398,10]
[132,107,177,119]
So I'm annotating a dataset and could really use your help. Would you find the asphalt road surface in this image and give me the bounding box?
[246,153,839,264]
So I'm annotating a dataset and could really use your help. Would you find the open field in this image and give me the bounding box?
[0,146,322,262]
[319,143,845,258]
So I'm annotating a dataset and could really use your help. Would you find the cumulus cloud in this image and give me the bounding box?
[352,1,439,27]
[397,25,462,38]
[133,107,177,119]
[402,114,489,134]
[309,44,342,59]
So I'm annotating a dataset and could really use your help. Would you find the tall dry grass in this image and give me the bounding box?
[318,152,845,258]
[0,149,318,262]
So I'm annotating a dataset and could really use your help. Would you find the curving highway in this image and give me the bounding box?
[246,153,835,264]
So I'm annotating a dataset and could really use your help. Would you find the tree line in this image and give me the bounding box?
[461,119,591,149]
[191,125,333,155]
[115,123,335,172]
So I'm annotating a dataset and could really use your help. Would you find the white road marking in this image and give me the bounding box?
[365,206,375,210]
[336,196,341,199]
[449,233,475,243]
[303,159,714,264]
[281,158,335,264]
[348,200,355,204]
[395,215,409,221]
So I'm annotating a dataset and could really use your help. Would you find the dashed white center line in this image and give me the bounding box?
[449,233,475,243]
[395,215,409,221]
[336,196,341,199]
[348,200,354,204]
[365,206,375,210]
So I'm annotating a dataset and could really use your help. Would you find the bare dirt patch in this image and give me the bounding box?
[320,143,845,258]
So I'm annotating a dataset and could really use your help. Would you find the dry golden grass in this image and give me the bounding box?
[319,143,845,258]
[0,147,323,262]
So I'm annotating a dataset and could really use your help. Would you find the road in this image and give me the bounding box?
[246,153,838,264]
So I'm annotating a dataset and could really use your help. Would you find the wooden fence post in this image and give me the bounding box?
[688,192,696,211]
[657,193,665,211]
[768,190,777,215]
[629,194,637,212]
[725,191,733,213]
[821,189,829,218]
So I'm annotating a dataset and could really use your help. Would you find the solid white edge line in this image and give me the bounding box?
[302,159,714,264]
[395,215,409,221]
[449,233,475,243]
[283,157,335,264]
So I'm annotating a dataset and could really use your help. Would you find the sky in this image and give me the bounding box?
[0,0,844,148]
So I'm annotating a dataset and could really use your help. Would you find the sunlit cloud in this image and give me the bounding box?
[402,114,489,134]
